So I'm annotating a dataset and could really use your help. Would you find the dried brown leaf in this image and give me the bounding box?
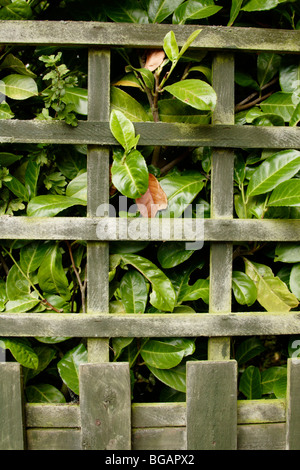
[144,49,165,72]
[136,173,168,218]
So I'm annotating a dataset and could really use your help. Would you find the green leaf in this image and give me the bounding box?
[141,338,195,369]
[164,79,217,111]
[111,149,149,199]
[6,264,31,300]
[110,109,140,153]
[120,254,176,312]
[239,366,262,400]
[290,264,300,299]
[0,0,32,19]
[232,271,257,306]
[111,87,151,122]
[0,74,37,100]
[157,241,195,268]
[244,258,299,312]
[38,243,71,300]
[274,243,300,263]
[0,102,14,119]
[148,0,185,23]
[55,148,86,180]
[0,152,22,166]
[159,171,205,217]
[173,0,222,24]
[25,160,40,199]
[290,101,300,127]
[268,180,300,207]
[158,98,210,124]
[27,195,86,217]
[163,30,179,62]
[119,269,148,313]
[5,296,40,313]
[112,337,134,360]
[177,29,202,59]
[104,0,149,23]
[0,338,39,369]
[0,53,36,78]
[242,0,279,12]
[4,175,29,201]
[26,384,66,403]
[257,53,281,89]
[168,260,208,304]
[57,343,88,395]
[260,92,300,122]
[279,59,300,94]
[227,0,243,26]
[246,149,300,198]
[20,241,50,275]
[235,71,260,91]
[235,337,265,364]
[147,363,186,392]
[66,172,87,202]
[261,367,287,396]
[62,87,88,115]
[23,345,56,384]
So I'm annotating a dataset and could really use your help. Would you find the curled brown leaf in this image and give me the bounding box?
[136,173,168,218]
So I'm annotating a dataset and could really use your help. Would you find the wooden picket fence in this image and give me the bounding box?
[0,20,300,451]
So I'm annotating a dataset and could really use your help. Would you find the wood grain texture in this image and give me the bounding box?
[286,358,300,450]
[0,120,299,148]
[186,360,237,450]
[26,429,81,450]
[237,423,286,450]
[25,404,80,428]
[0,21,299,53]
[79,363,131,450]
[0,363,26,450]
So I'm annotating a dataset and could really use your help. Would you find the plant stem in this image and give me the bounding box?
[66,241,87,313]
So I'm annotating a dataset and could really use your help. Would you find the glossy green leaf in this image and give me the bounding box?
[239,366,262,400]
[119,269,148,313]
[110,109,140,153]
[26,383,66,403]
[20,241,50,275]
[111,87,151,122]
[0,74,37,100]
[235,337,265,364]
[147,363,186,392]
[269,180,300,207]
[157,241,194,268]
[261,366,287,396]
[163,30,179,61]
[274,243,300,263]
[290,264,300,300]
[164,79,217,111]
[173,0,222,24]
[6,264,31,300]
[111,149,149,199]
[158,98,210,124]
[0,152,22,167]
[62,87,88,115]
[159,171,205,218]
[168,260,208,304]
[4,175,29,201]
[232,271,257,306]
[55,148,86,180]
[0,102,14,119]
[38,244,71,300]
[66,172,87,202]
[242,0,279,12]
[27,195,86,217]
[244,258,299,312]
[235,71,259,91]
[57,343,88,395]
[0,53,36,78]
[23,345,56,384]
[104,0,149,23]
[0,0,32,19]
[177,29,201,59]
[0,338,39,369]
[24,160,39,200]
[120,254,176,312]
[227,0,243,26]
[148,0,185,23]
[257,53,281,89]
[5,296,40,313]
[141,338,195,369]
[260,92,300,122]
[112,337,134,360]
[246,149,300,198]
[188,65,212,84]
[279,59,300,94]
[110,241,149,254]
[290,101,300,127]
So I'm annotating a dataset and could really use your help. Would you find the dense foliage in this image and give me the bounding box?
[0,0,299,403]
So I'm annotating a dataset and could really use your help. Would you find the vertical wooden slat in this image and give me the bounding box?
[208,53,235,361]
[80,363,131,450]
[186,360,237,450]
[286,358,300,450]
[0,363,26,450]
[86,48,110,362]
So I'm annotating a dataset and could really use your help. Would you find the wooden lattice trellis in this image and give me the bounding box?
[0,21,300,450]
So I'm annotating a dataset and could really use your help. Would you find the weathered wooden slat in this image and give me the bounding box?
[286,358,300,450]
[0,217,299,242]
[237,423,286,450]
[237,399,286,425]
[79,362,131,450]
[0,21,299,53]
[132,427,186,451]
[26,428,81,450]
[132,403,186,428]
[86,48,110,362]
[0,120,299,148]
[2,312,300,337]
[0,363,26,450]
[186,361,237,450]
[25,403,80,428]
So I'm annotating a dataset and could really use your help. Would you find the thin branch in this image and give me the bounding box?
[159,149,191,176]
[235,90,274,112]
[66,241,87,313]
[235,77,278,112]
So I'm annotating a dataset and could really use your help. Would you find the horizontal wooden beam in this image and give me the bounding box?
[0,217,299,242]
[0,22,299,53]
[1,312,300,337]
[0,120,299,148]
